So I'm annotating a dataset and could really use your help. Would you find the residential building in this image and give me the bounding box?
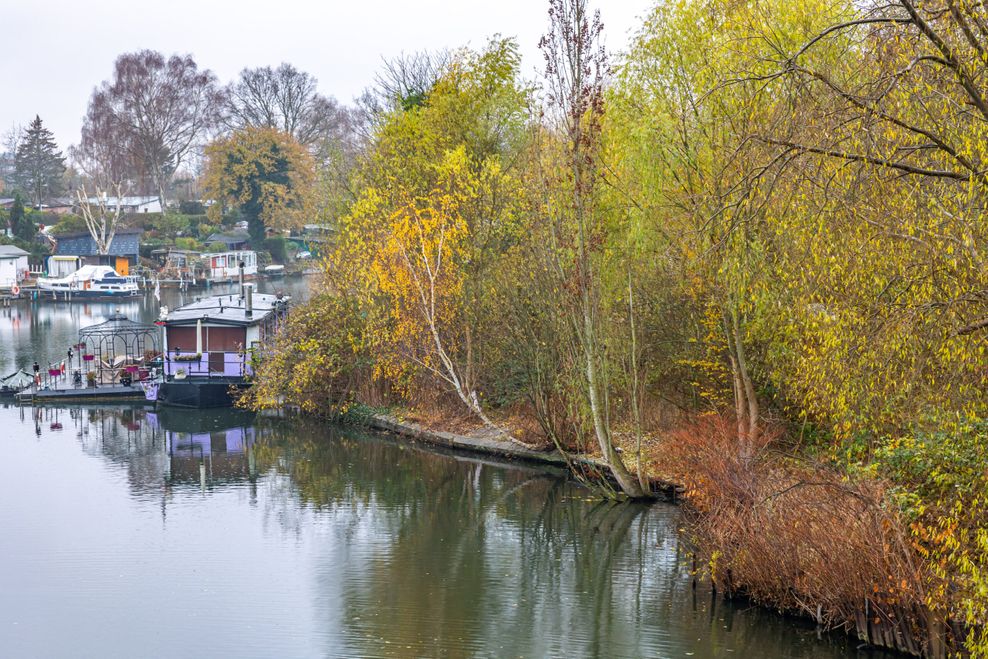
[206,230,251,251]
[82,196,162,214]
[0,245,30,289]
[53,228,142,275]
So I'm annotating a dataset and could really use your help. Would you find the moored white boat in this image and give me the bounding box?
[0,369,34,397]
[263,264,285,278]
[37,265,141,299]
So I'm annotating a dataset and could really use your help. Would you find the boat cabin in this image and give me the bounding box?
[200,250,257,283]
[38,265,140,298]
[47,255,83,277]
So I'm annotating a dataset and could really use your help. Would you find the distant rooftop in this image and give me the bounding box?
[84,196,160,206]
[53,228,142,239]
[0,245,29,257]
[206,230,250,245]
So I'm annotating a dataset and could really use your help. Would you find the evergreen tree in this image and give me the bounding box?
[9,194,34,242]
[14,116,66,208]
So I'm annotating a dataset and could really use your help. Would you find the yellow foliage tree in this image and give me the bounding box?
[203,126,316,243]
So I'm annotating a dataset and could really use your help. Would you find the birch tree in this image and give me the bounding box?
[75,183,125,256]
[334,40,529,440]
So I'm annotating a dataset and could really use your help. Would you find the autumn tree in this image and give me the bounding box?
[339,39,529,432]
[755,4,988,650]
[224,63,346,147]
[203,127,316,243]
[80,50,224,208]
[13,116,65,208]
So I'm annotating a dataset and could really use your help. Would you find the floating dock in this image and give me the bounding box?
[17,385,150,404]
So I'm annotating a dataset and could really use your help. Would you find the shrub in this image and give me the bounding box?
[179,200,205,215]
[663,415,931,649]
[175,237,203,251]
[875,424,988,654]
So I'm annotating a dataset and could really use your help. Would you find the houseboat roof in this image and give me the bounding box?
[162,291,289,327]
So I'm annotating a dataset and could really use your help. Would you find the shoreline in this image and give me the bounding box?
[366,414,682,503]
[364,413,683,499]
[355,411,923,658]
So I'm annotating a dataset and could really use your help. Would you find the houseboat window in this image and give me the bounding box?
[167,327,198,349]
[205,326,247,352]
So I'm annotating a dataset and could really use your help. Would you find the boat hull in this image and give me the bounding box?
[38,289,142,300]
[157,378,250,408]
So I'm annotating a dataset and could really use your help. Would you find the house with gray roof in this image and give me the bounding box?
[0,244,30,289]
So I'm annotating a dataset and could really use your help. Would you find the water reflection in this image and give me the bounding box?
[0,405,892,658]
[154,407,259,485]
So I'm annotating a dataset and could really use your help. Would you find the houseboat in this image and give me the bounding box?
[150,248,206,288]
[37,265,141,299]
[200,250,258,284]
[156,284,289,408]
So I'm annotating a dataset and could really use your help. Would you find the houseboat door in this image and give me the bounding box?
[115,257,129,275]
[208,351,225,375]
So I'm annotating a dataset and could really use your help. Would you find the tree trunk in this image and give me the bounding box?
[628,273,650,495]
[582,287,645,498]
[726,308,758,463]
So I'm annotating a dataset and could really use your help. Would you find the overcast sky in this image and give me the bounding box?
[1,0,654,153]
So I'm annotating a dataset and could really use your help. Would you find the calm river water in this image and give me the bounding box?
[0,280,893,658]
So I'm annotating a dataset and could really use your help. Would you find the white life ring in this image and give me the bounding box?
[11,284,20,296]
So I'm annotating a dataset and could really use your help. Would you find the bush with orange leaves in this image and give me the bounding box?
[662,415,951,655]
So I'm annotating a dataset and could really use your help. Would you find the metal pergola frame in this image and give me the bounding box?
[79,312,160,384]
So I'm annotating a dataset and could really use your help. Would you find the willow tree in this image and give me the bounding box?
[760,0,988,437]
[203,127,316,244]
[763,3,988,651]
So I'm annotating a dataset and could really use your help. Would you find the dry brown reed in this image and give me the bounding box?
[661,415,949,656]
